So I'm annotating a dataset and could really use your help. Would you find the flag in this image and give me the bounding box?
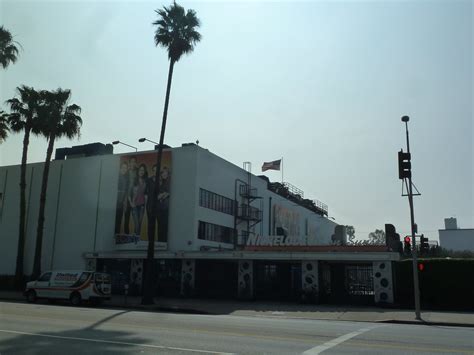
[262,159,281,172]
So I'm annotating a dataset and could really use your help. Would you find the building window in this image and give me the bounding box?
[199,188,234,216]
[198,221,234,244]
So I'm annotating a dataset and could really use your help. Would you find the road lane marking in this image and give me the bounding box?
[302,325,380,354]
[0,329,233,354]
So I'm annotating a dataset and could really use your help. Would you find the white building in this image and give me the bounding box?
[439,218,474,252]
[0,143,399,304]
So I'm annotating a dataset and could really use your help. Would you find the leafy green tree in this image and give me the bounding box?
[346,225,355,243]
[32,89,82,279]
[0,26,20,69]
[142,2,201,304]
[5,86,42,285]
[0,111,9,143]
[368,229,386,245]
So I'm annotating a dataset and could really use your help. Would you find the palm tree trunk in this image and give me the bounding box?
[142,59,175,304]
[14,126,30,287]
[32,133,56,279]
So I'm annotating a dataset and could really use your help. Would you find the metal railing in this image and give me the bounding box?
[239,185,259,199]
[283,182,304,198]
[312,199,328,216]
[237,204,262,221]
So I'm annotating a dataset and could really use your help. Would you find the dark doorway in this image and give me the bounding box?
[155,259,181,297]
[331,264,346,304]
[345,264,374,304]
[255,261,301,301]
[195,260,237,298]
[319,262,374,305]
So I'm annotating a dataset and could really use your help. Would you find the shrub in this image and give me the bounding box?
[394,259,474,311]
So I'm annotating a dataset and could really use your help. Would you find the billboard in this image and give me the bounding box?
[114,151,171,250]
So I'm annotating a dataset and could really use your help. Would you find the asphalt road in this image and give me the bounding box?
[0,301,473,354]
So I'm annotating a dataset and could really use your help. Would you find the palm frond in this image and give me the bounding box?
[65,103,81,115]
[4,86,41,133]
[58,113,82,139]
[0,26,20,69]
[153,2,201,62]
[38,88,82,140]
[5,97,24,113]
[7,112,25,132]
[0,111,9,142]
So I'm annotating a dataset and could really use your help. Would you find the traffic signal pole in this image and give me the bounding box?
[402,116,422,320]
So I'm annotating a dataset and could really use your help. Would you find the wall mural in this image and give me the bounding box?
[273,204,300,236]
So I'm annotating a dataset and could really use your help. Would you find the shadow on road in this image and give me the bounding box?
[85,310,130,330]
[0,309,150,354]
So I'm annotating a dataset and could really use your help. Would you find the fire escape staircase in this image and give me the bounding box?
[236,185,262,228]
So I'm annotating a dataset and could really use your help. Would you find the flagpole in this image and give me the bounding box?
[281,157,284,183]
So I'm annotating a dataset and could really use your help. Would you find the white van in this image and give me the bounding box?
[24,270,111,306]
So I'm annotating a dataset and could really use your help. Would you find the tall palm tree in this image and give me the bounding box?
[0,26,20,69]
[0,111,9,143]
[5,86,41,286]
[32,89,82,279]
[142,2,201,304]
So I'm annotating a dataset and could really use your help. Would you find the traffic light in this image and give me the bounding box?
[398,150,411,179]
[404,236,411,255]
[418,263,425,272]
[420,234,429,255]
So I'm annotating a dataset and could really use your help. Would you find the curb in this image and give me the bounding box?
[113,303,211,315]
[380,319,474,328]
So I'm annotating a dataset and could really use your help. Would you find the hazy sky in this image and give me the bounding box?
[1,0,472,241]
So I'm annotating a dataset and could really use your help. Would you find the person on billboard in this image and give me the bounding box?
[129,164,148,236]
[123,156,138,234]
[115,161,130,234]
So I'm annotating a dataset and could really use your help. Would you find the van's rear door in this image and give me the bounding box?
[94,273,111,296]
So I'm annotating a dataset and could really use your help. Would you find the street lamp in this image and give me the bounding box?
[138,137,159,145]
[401,114,422,320]
[112,140,137,152]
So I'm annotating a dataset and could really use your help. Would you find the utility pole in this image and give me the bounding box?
[400,115,422,320]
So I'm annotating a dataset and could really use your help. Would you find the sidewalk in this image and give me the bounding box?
[2,290,473,327]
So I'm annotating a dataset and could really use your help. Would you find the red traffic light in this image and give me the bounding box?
[418,263,424,271]
[404,236,411,243]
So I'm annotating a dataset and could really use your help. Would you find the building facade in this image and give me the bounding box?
[439,218,474,252]
[0,143,399,304]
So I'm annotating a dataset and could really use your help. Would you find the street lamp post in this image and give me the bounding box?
[401,115,422,320]
[138,137,159,146]
[112,140,137,152]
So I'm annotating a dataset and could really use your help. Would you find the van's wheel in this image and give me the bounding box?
[70,292,82,306]
[26,290,37,303]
